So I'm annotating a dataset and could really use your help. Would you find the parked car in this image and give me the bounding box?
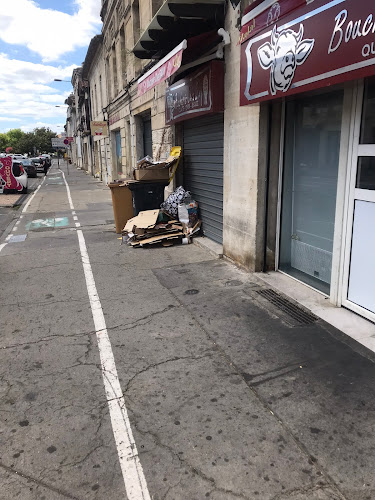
[20,158,37,178]
[31,157,44,173]
[3,161,28,194]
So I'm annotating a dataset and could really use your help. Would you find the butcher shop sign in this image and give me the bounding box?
[240,0,375,106]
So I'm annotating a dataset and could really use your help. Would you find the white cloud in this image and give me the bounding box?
[0,117,21,122]
[0,53,73,130]
[20,122,66,133]
[0,0,101,62]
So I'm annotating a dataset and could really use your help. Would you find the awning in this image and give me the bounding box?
[133,0,225,60]
[137,30,229,96]
[137,40,187,96]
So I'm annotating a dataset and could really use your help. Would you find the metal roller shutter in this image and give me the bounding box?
[183,113,224,244]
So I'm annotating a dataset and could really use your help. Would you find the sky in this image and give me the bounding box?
[0,0,102,134]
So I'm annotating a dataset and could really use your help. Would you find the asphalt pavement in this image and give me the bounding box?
[0,175,43,238]
[0,161,374,500]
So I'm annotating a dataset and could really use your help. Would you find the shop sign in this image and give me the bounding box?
[240,0,375,106]
[239,0,307,45]
[90,121,108,136]
[109,113,120,126]
[0,156,23,191]
[138,40,187,97]
[165,61,224,125]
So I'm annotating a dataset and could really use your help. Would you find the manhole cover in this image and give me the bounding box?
[184,289,200,295]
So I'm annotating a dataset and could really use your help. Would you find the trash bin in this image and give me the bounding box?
[128,181,168,216]
[108,183,134,233]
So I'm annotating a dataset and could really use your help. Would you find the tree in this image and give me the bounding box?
[17,133,35,155]
[6,129,24,151]
[0,133,8,151]
[33,127,57,153]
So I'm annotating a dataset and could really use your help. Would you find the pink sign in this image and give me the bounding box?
[0,156,23,191]
[138,49,184,96]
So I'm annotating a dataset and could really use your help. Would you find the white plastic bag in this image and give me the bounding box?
[178,203,189,224]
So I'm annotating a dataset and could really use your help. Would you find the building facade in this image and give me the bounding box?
[67,0,375,325]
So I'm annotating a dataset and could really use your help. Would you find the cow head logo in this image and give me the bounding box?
[257,24,314,95]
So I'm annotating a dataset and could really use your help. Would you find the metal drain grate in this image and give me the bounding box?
[256,289,318,325]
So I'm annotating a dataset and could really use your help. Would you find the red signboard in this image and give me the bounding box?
[240,0,375,106]
[239,0,306,45]
[165,61,224,125]
[138,41,186,97]
[0,156,23,191]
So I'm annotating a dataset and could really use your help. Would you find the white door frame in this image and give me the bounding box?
[340,80,375,323]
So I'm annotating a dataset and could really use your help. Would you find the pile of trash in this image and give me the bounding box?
[134,155,178,181]
[122,186,201,248]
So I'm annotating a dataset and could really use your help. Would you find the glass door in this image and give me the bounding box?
[279,90,344,294]
[343,78,375,321]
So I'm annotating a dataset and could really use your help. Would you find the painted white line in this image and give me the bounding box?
[72,211,76,215]
[73,215,78,221]
[60,169,151,500]
[15,221,20,226]
[5,235,12,242]
[22,177,46,214]
[19,215,24,219]
[12,227,17,232]
[75,222,81,227]
[0,243,8,254]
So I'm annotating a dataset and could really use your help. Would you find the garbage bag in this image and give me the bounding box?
[160,186,190,218]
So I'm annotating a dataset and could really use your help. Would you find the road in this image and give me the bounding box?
[0,160,375,500]
[0,176,42,238]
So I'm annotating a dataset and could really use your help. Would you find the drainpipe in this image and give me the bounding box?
[129,112,136,171]
[262,103,272,273]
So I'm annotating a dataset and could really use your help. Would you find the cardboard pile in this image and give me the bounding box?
[122,209,201,248]
[134,155,178,181]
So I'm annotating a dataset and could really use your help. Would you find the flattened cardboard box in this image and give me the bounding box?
[134,169,170,181]
[123,209,159,232]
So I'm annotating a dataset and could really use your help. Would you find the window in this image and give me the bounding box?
[91,90,95,116]
[112,44,118,96]
[94,84,98,117]
[120,25,127,87]
[99,75,103,111]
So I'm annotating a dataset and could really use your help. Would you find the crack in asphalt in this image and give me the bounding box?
[0,461,81,500]
[1,297,88,308]
[166,287,350,500]
[269,483,343,500]
[123,354,212,394]
[133,422,253,500]
[0,331,97,351]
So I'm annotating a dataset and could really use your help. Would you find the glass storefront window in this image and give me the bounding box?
[360,77,375,144]
[279,91,344,294]
[356,157,375,190]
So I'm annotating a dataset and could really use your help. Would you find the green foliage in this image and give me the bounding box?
[0,133,9,151]
[0,127,57,155]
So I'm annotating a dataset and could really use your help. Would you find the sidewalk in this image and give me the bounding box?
[80,169,375,499]
[0,163,374,499]
[0,193,24,207]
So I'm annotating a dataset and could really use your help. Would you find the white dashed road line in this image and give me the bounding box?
[59,169,151,500]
